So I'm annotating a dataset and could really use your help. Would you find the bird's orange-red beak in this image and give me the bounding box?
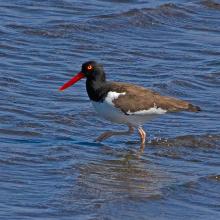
[59,72,85,91]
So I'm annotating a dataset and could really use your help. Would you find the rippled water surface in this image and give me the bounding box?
[0,0,220,219]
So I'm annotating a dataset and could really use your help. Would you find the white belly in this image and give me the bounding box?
[91,101,161,127]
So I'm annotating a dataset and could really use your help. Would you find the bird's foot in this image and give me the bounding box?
[95,126,134,142]
[95,131,114,142]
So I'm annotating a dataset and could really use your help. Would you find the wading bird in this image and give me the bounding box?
[59,61,200,150]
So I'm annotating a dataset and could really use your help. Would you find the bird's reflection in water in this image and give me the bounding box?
[59,134,220,213]
[71,134,220,202]
[71,144,172,202]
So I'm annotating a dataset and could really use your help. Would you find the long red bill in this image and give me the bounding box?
[59,72,85,91]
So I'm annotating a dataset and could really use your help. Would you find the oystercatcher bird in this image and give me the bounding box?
[59,61,200,150]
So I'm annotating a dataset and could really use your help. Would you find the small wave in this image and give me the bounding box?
[7,23,71,38]
[37,3,189,34]
[0,128,41,137]
[201,0,220,10]
[199,72,220,85]
[148,134,220,148]
[97,3,190,20]
[93,3,193,30]
[8,3,196,36]
[206,175,220,181]
[0,76,21,85]
[23,29,66,38]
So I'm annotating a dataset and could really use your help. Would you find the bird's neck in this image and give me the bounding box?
[86,74,108,102]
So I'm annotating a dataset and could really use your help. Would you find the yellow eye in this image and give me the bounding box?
[87,65,93,70]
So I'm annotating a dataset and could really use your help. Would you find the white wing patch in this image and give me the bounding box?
[91,98,166,127]
[105,91,126,105]
[127,103,167,115]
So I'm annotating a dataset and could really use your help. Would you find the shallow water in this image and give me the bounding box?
[0,0,220,219]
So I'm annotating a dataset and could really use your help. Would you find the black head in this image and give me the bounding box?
[81,61,106,81]
[59,60,106,92]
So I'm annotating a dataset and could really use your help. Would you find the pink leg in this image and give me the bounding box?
[96,125,134,142]
[138,127,146,151]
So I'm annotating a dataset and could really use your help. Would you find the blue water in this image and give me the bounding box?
[0,0,220,219]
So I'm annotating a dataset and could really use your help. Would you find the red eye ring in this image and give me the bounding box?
[87,65,93,70]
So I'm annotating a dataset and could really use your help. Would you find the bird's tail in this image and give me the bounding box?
[187,103,201,112]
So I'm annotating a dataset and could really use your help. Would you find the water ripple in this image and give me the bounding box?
[0,0,220,219]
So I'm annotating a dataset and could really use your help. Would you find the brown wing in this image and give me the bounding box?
[109,82,200,114]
